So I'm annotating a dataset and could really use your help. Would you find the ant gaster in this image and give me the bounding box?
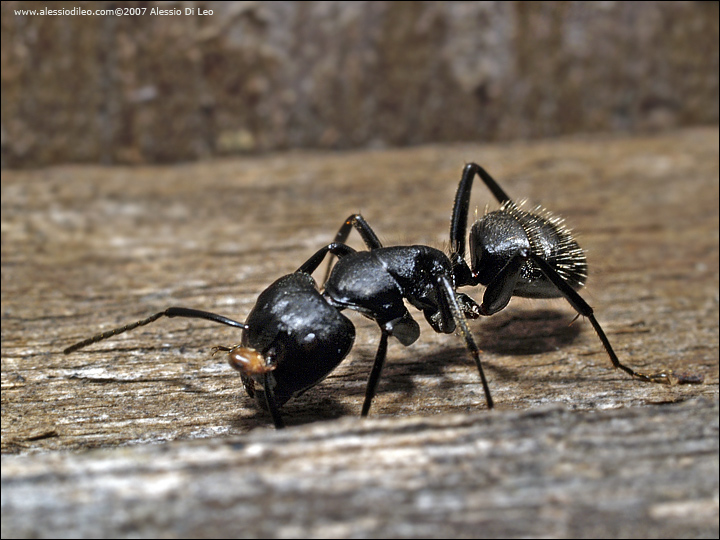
[64,216,492,429]
[448,163,669,384]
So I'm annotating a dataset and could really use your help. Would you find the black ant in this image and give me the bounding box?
[63,163,670,431]
[447,163,670,384]
[64,217,492,429]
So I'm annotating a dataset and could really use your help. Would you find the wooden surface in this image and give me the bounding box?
[2,127,718,537]
[2,400,718,538]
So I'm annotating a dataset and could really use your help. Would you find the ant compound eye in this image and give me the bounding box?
[227,347,276,375]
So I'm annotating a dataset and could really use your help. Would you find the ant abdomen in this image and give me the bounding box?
[469,201,587,299]
[451,162,670,383]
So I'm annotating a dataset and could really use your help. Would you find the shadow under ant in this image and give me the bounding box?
[473,307,583,356]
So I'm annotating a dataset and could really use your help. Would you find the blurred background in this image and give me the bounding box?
[1,0,718,169]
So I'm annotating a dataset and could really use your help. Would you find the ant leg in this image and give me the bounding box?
[450,164,513,286]
[64,307,248,354]
[449,166,474,278]
[529,253,670,384]
[361,313,444,417]
[323,214,384,284]
[330,213,383,249]
[262,373,286,429]
[477,253,527,316]
[361,331,389,416]
[456,292,482,319]
[435,273,494,409]
[298,243,357,275]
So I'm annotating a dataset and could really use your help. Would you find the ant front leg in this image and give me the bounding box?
[298,242,358,275]
[213,345,286,429]
[261,373,286,429]
[330,213,384,249]
[322,214,384,284]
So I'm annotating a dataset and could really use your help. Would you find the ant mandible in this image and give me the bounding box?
[64,216,492,429]
[447,163,669,384]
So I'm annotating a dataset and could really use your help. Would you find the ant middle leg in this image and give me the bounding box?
[359,275,492,415]
[361,331,389,416]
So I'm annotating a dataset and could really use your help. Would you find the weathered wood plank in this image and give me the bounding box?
[2,399,718,538]
[1,128,718,537]
[2,128,717,451]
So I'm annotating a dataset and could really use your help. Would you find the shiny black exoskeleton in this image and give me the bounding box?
[320,214,490,415]
[64,243,357,429]
[233,270,355,416]
[448,163,668,383]
[64,221,492,429]
[236,235,491,425]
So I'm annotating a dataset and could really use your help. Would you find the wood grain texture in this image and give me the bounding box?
[2,400,718,538]
[2,128,718,537]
